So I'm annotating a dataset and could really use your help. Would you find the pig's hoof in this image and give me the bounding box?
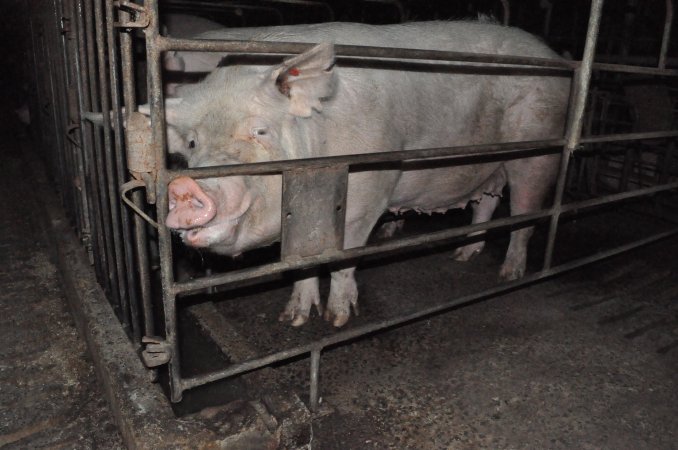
[291,314,309,327]
[451,243,484,262]
[499,265,525,281]
[324,310,350,328]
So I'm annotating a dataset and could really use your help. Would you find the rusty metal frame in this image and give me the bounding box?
[136,0,678,404]
[26,0,678,408]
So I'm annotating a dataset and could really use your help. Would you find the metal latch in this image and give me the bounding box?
[113,1,149,29]
[141,336,171,368]
[120,112,159,228]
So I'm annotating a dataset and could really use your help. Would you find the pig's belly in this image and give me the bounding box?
[388,162,504,214]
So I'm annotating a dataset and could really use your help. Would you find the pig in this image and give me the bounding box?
[156,21,570,327]
[161,14,225,96]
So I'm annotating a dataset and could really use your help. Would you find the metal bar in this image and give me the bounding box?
[660,0,674,69]
[45,1,69,208]
[118,3,154,339]
[580,130,678,144]
[146,0,181,401]
[64,0,92,240]
[500,0,510,26]
[78,0,113,290]
[170,139,565,180]
[52,0,80,230]
[590,62,678,76]
[181,226,678,392]
[309,348,320,412]
[94,0,131,331]
[162,1,285,24]
[543,0,604,271]
[158,36,575,69]
[71,0,95,260]
[106,0,141,342]
[169,129,678,181]
[173,179,678,296]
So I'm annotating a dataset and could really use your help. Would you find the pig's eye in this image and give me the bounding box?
[251,127,268,137]
[186,130,198,150]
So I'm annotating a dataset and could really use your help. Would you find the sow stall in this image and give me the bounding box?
[24,0,678,413]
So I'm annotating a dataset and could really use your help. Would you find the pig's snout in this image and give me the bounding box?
[166,176,216,230]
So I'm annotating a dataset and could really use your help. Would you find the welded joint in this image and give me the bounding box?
[141,336,171,368]
[113,1,149,30]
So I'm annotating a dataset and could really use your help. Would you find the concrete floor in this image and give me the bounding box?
[0,122,124,448]
[2,105,677,448]
[200,207,678,449]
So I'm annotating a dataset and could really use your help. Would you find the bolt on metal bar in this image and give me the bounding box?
[660,0,674,69]
[543,0,604,271]
[145,0,182,401]
[180,225,678,393]
[172,179,678,297]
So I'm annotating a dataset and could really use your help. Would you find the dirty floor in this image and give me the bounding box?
[0,122,124,449]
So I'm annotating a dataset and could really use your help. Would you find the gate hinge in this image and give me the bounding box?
[113,1,149,29]
[141,336,171,368]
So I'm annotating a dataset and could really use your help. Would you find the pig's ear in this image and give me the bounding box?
[270,43,335,117]
[138,98,183,125]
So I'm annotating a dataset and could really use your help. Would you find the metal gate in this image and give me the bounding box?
[25,0,678,408]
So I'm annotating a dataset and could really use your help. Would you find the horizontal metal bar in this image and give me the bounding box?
[180,226,678,392]
[168,129,678,181]
[157,37,678,77]
[169,139,566,179]
[558,181,678,213]
[591,62,678,76]
[157,36,575,69]
[581,130,678,145]
[172,179,678,296]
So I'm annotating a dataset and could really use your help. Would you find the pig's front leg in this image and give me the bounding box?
[324,267,359,327]
[278,277,322,327]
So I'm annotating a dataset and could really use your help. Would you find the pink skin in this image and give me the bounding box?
[166,176,252,249]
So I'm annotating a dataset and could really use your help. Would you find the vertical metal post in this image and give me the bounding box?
[659,0,674,70]
[63,0,92,240]
[84,0,117,300]
[105,0,142,342]
[93,0,131,331]
[543,0,604,270]
[309,348,321,412]
[145,0,182,401]
[118,3,155,339]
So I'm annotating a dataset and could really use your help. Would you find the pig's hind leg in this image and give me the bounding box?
[451,193,502,261]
